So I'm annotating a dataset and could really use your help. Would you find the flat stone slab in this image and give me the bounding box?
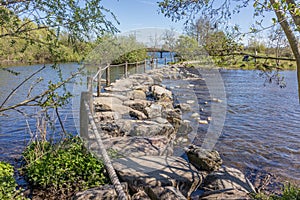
[112,156,202,197]
[116,119,175,138]
[73,183,129,200]
[94,96,132,115]
[90,136,173,157]
[202,167,256,194]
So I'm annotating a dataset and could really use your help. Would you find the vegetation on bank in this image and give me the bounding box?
[0,162,27,200]
[253,184,300,200]
[0,32,92,66]
[20,135,109,198]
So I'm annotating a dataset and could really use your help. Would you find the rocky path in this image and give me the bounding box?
[74,66,256,200]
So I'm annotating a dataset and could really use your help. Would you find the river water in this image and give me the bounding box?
[0,63,299,188]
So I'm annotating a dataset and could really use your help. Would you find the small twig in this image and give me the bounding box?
[0,68,83,113]
[55,107,67,136]
[0,65,46,109]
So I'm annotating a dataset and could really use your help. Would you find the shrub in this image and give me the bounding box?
[0,162,26,200]
[0,162,16,199]
[22,136,109,191]
[253,183,300,200]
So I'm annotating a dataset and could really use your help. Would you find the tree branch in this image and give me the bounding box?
[0,65,46,109]
[0,67,83,113]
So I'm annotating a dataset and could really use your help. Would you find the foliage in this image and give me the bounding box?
[112,49,148,64]
[0,162,27,200]
[22,136,109,191]
[0,1,118,40]
[186,17,215,46]
[0,162,16,199]
[252,183,300,200]
[205,31,243,56]
[246,36,267,54]
[85,34,147,65]
[174,35,204,61]
[0,0,117,116]
[0,0,117,66]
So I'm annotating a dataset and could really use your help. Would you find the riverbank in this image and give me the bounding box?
[177,58,296,70]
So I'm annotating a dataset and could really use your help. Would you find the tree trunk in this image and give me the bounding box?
[270,0,300,103]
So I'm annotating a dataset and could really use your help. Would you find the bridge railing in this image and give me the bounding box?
[87,58,170,97]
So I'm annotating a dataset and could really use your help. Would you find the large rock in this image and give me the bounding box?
[175,103,191,112]
[202,166,256,198]
[98,93,129,101]
[129,110,148,120]
[128,89,147,100]
[200,189,252,200]
[185,144,222,172]
[94,96,131,115]
[123,99,151,113]
[145,104,162,118]
[116,120,175,138]
[90,136,173,157]
[72,183,129,200]
[151,85,172,100]
[106,78,134,92]
[113,156,202,198]
[145,186,187,200]
[131,190,151,200]
[94,111,120,122]
[162,108,182,129]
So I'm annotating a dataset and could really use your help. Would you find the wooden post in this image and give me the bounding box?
[106,64,110,86]
[152,59,155,69]
[87,76,93,93]
[164,57,167,65]
[97,66,101,97]
[135,62,138,73]
[125,62,128,78]
[80,92,89,140]
[144,59,147,72]
[156,58,158,68]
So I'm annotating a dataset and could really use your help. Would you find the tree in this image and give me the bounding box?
[0,1,118,135]
[174,35,203,61]
[186,17,215,47]
[162,28,177,62]
[158,0,300,102]
[0,1,118,40]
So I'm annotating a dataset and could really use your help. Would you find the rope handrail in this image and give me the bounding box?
[110,63,126,67]
[84,101,128,200]
[92,64,110,81]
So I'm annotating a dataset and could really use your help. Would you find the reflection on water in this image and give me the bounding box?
[0,63,299,187]
[219,70,300,185]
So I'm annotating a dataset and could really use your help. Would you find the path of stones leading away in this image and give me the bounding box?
[74,65,257,200]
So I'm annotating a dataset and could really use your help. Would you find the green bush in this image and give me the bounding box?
[253,183,300,200]
[22,136,109,190]
[112,48,148,64]
[0,162,26,200]
[0,162,17,199]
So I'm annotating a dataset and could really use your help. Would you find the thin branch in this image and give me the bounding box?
[0,65,46,109]
[0,68,83,113]
[0,0,31,6]
[55,107,66,136]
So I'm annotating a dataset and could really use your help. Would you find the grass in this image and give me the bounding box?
[252,183,300,200]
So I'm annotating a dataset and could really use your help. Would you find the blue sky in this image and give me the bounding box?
[101,0,275,44]
[102,0,184,33]
[102,0,274,32]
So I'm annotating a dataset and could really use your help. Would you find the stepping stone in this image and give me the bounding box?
[90,136,173,158]
[112,156,202,198]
